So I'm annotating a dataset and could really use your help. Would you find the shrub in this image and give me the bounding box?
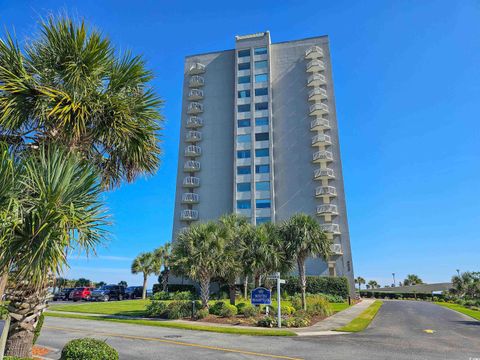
[218,303,238,317]
[209,301,226,316]
[236,302,247,314]
[197,308,209,319]
[146,301,168,317]
[4,357,32,360]
[284,311,311,328]
[152,291,170,300]
[306,295,332,317]
[0,304,8,320]
[171,291,193,300]
[60,338,118,360]
[153,283,196,294]
[284,276,349,298]
[269,304,295,316]
[257,316,277,328]
[242,304,260,318]
[166,301,192,319]
[33,313,45,344]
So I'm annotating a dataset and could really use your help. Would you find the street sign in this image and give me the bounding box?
[251,287,272,305]
[279,279,286,284]
[267,272,280,280]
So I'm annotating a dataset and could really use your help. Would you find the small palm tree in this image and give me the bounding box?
[154,243,172,292]
[355,277,366,291]
[403,274,423,286]
[131,252,157,299]
[368,280,379,289]
[172,222,224,308]
[281,213,331,310]
[0,146,108,358]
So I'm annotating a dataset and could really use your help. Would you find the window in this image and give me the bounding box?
[255,133,269,141]
[255,74,268,83]
[238,49,251,57]
[255,102,268,111]
[237,166,251,175]
[255,164,270,174]
[237,119,251,128]
[237,134,251,143]
[238,62,250,71]
[237,183,251,192]
[238,90,251,98]
[256,181,270,191]
[237,104,251,113]
[255,117,269,126]
[256,217,271,224]
[254,47,267,55]
[238,76,251,84]
[255,148,269,157]
[255,88,268,96]
[237,200,251,209]
[255,60,268,69]
[256,199,271,208]
[237,150,251,159]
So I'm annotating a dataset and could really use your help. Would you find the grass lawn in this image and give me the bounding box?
[335,300,383,332]
[45,312,296,336]
[331,302,350,313]
[435,302,480,321]
[49,300,151,317]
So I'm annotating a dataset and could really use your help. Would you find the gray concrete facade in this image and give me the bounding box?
[172,32,354,291]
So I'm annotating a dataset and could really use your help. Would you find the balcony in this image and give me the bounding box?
[312,150,333,163]
[189,62,205,75]
[309,103,329,116]
[187,102,203,115]
[184,145,201,157]
[306,59,325,72]
[308,87,328,101]
[183,176,200,188]
[184,160,200,172]
[330,243,343,255]
[312,134,332,147]
[314,168,335,180]
[181,209,198,221]
[315,186,337,197]
[186,116,203,128]
[186,130,202,143]
[189,75,204,88]
[182,192,199,204]
[310,118,330,131]
[307,73,326,87]
[317,204,338,215]
[305,46,324,59]
[321,223,341,235]
[188,89,204,100]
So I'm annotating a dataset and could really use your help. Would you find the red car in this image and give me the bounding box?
[71,287,94,302]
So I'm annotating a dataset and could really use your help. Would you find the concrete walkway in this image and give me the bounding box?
[294,299,376,336]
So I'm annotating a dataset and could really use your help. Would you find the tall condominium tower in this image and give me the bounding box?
[172,32,354,288]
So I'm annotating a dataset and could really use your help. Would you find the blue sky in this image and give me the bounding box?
[2,0,479,287]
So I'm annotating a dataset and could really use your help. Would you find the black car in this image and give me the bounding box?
[125,286,143,299]
[90,285,126,301]
[53,288,75,301]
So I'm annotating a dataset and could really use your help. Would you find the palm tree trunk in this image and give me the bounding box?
[228,279,236,306]
[0,272,8,300]
[162,268,169,292]
[243,275,248,299]
[298,258,307,311]
[254,273,260,288]
[5,281,49,358]
[199,275,210,308]
[142,274,148,299]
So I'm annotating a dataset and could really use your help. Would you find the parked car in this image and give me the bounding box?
[71,287,95,302]
[53,288,75,301]
[90,285,125,301]
[125,286,143,299]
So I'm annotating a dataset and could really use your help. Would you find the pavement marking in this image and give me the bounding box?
[423,329,436,334]
[44,325,303,360]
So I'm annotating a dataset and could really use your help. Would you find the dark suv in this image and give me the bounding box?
[90,285,125,302]
[53,288,74,301]
[125,286,143,299]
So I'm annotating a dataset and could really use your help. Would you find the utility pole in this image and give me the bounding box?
[392,273,396,287]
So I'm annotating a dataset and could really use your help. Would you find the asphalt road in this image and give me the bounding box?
[38,300,480,360]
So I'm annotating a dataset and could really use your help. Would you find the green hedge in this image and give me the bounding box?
[283,276,349,298]
[152,283,196,294]
[60,338,118,360]
[360,291,446,300]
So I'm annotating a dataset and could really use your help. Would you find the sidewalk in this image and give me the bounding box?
[294,299,375,336]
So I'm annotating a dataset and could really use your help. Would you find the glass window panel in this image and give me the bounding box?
[237,119,251,128]
[237,183,251,192]
[256,199,271,208]
[237,200,251,209]
[255,164,270,174]
[255,133,269,141]
[238,62,250,70]
[254,47,267,55]
[237,104,251,113]
[256,181,270,191]
[255,102,268,111]
[237,150,251,159]
[238,90,251,98]
[237,134,251,143]
[255,148,269,157]
[255,117,269,126]
[238,76,251,84]
[255,60,268,69]
[256,217,271,224]
[255,88,268,96]
[238,49,251,57]
[255,74,268,83]
[237,166,251,175]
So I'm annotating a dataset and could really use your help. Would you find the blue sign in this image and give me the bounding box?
[251,287,271,305]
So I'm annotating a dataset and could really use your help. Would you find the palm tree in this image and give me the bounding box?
[171,222,225,308]
[118,281,128,288]
[154,243,172,292]
[0,146,108,358]
[131,252,158,299]
[281,213,331,310]
[368,280,379,289]
[355,277,366,291]
[403,274,423,286]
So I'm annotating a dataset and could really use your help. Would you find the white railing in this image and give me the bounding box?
[189,63,205,74]
[309,103,329,114]
[312,133,332,146]
[184,145,201,157]
[321,223,341,234]
[305,46,324,58]
[308,87,328,99]
[307,59,325,71]
[188,89,204,100]
[186,130,202,142]
[187,116,203,128]
[312,150,333,162]
[317,204,338,215]
[310,118,330,130]
[181,209,199,221]
[187,102,204,114]
[184,160,200,172]
[182,193,199,203]
[189,75,204,87]
[183,176,200,187]
[314,168,335,179]
[330,243,343,255]
[315,186,337,197]
[307,73,326,86]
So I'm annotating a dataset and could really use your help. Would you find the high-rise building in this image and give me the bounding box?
[172,32,354,289]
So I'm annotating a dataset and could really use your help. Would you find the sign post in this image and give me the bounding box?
[267,272,285,328]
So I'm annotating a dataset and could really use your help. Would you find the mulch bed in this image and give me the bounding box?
[189,313,329,328]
